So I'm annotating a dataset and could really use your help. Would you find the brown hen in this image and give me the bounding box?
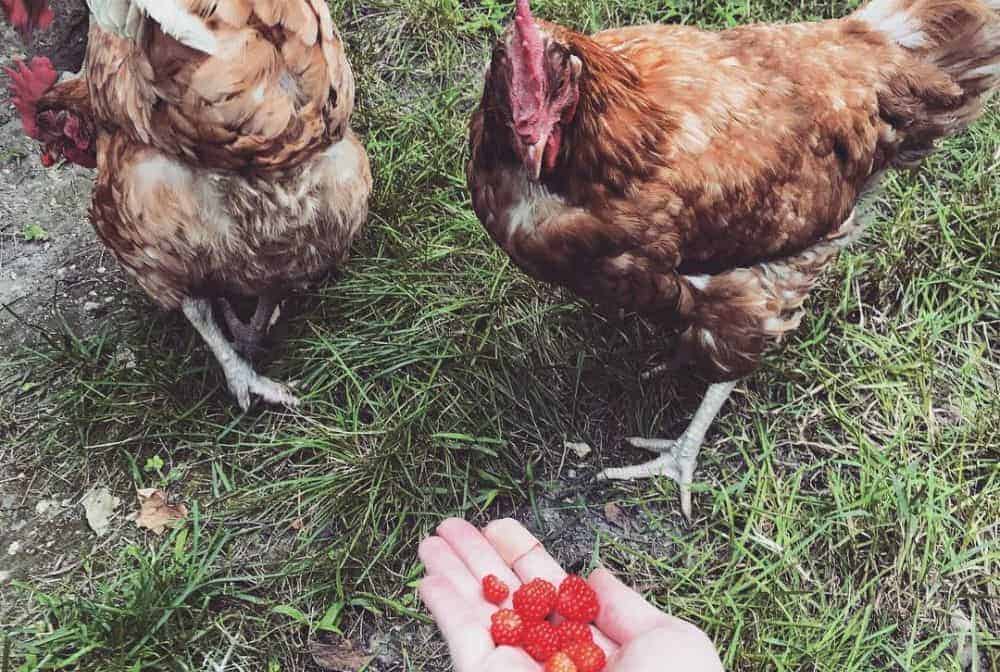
[469,0,1000,517]
[5,0,371,410]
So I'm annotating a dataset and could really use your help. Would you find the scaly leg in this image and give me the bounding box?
[219,295,281,358]
[598,381,738,519]
[182,298,299,411]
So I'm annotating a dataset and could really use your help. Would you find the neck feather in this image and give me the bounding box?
[550,31,673,196]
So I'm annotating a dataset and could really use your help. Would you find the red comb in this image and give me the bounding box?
[1,0,54,39]
[510,0,546,138]
[4,56,58,139]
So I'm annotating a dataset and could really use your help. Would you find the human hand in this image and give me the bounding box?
[418,518,724,672]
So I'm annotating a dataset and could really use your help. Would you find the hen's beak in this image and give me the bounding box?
[524,140,545,181]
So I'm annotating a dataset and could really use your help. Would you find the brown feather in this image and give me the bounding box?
[469,0,1000,381]
[85,0,351,171]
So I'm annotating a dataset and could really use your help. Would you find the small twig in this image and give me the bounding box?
[38,559,83,580]
[0,301,60,348]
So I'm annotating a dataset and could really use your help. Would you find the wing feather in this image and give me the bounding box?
[85,0,353,170]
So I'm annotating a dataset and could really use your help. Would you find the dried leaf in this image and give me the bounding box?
[604,502,630,531]
[134,488,188,536]
[310,638,373,671]
[81,487,120,537]
[290,517,305,531]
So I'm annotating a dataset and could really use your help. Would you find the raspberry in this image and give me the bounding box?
[564,641,607,672]
[512,578,557,622]
[522,621,560,662]
[490,609,524,647]
[556,575,599,623]
[545,652,578,672]
[482,574,509,605]
[556,620,594,647]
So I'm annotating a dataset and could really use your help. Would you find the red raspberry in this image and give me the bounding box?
[513,578,557,622]
[545,652,578,672]
[564,641,607,672]
[489,609,524,647]
[482,574,509,605]
[556,620,594,647]
[522,621,560,662]
[556,575,599,623]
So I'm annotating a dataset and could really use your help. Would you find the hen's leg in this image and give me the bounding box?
[598,381,738,519]
[219,295,281,358]
[182,298,299,411]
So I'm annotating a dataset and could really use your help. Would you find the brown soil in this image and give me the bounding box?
[0,0,122,610]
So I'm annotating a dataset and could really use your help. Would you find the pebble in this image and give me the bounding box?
[35,499,61,516]
[7,541,22,556]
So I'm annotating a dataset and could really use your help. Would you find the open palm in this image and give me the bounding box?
[419,518,724,672]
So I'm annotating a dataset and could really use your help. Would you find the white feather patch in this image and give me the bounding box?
[86,0,135,36]
[131,0,219,54]
[506,178,565,243]
[855,0,928,49]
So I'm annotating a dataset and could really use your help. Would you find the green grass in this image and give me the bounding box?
[2,0,998,670]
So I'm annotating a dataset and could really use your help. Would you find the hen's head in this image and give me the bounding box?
[5,57,97,168]
[1,0,54,40]
[490,0,581,180]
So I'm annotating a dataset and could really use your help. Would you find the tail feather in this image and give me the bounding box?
[855,0,1000,165]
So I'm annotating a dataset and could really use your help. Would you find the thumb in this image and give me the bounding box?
[588,568,674,644]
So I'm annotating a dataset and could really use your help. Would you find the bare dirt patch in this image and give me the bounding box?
[0,7,127,617]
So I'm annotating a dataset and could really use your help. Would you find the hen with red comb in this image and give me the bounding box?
[4,56,58,140]
[1,0,54,39]
[1,0,373,412]
[469,0,1000,520]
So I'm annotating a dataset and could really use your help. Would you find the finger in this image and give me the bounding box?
[588,568,673,644]
[483,519,566,586]
[419,535,480,601]
[419,576,495,672]
[591,628,620,659]
[607,625,724,672]
[482,518,540,566]
[436,518,522,592]
[484,645,542,672]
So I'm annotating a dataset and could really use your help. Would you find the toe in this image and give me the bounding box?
[252,376,301,408]
[235,386,251,412]
[596,456,683,482]
[626,437,678,453]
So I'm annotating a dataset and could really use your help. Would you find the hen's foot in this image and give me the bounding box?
[183,298,299,411]
[219,297,281,359]
[598,441,696,519]
[221,359,300,412]
[597,381,738,520]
